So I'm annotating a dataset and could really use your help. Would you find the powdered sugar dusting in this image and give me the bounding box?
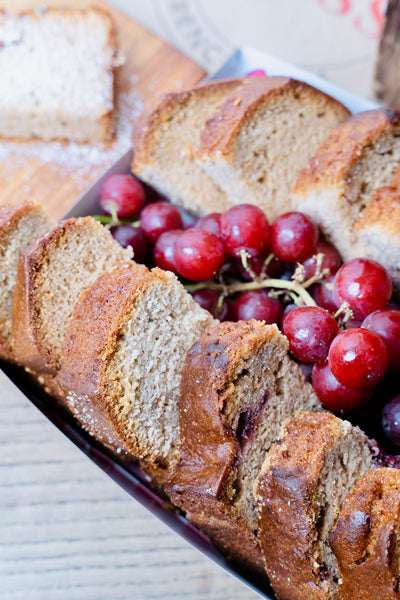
[0,86,143,185]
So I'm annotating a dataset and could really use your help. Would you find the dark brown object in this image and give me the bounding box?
[375,0,400,109]
[330,468,400,600]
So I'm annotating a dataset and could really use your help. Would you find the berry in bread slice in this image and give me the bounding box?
[131,78,245,215]
[11,217,131,375]
[56,261,216,466]
[292,109,400,270]
[167,320,322,575]
[0,7,118,143]
[330,467,400,600]
[197,76,350,220]
[254,411,373,600]
[0,200,54,361]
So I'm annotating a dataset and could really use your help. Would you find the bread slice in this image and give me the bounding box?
[197,77,350,220]
[0,200,54,361]
[56,262,216,466]
[292,109,400,263]
[131,78,245,215]
[330,467,400,600]
[254,411,373,600]
[0,7,118,143]
[167,320,322,575]
[11,217,131,375]
[355,167,400,293]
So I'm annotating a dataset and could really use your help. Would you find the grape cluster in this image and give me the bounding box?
[96,172,400,444]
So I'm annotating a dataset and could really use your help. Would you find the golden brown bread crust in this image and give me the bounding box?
[167,320,284,575]
[199,77,350,159]
[12,217,98,374]
[56,261,150,456]
[293,109,400,193]
[0,201,41,360]
[131,77,245,170]
[254,411,346,600]
[330,468,400,600]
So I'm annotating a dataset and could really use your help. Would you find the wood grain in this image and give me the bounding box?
[0,0,206,219]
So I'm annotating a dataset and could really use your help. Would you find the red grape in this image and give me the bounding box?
[153,229,182,274]
[100,174,146,219]
[270,212,318,262]
[140,201,182,243]
[230,290,282,323]
[300,240,342,280]
[220,204,270,258]
[312,360,373,412]
[174,228,225,281]
[328,328,388,390]
[382,394,400,446]
[195,213,222,237]
[111,225,151,265]
[332,258,392,320]
[281,306,339,363]
[310,274,337,313]
[191,288,229,321]
[362,309,400,371]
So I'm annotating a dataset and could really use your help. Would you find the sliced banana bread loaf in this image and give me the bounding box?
[254,411,373,600]
[167,320,322,575]
[0,200,54,361]
[11,217,131,374]
[330,467,400,600]
[56,262,216,467]
[131,78,244,215]
[197,77,350,220]
[292,109,400,265]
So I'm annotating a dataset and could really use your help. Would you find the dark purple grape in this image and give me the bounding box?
[111,225,151,264]
[382,395,400,446]
[191,288,229,321]
[230,290,282,323]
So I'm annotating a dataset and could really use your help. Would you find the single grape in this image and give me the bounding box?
[362,309,400,371]
[281,305,339,363]
[230,290,282,324]
[111,225,151,265]
[140,201,183,243]
[328,328,388,390]
[220,204,270,258]
[310,274,337,313]
[312,360,373,412]
[270,212,318,262]
[191,288,229,321]
[194,213,222,237]
[174,228,225,281]
[99,173,146,219]
[382,394,400,446]
[300,240,342,280]
[153,229,182,274]
[332,258,392,320]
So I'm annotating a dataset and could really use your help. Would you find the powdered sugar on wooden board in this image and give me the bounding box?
[0,85,143,186]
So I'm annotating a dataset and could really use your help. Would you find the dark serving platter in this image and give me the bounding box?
[0,48,384,599]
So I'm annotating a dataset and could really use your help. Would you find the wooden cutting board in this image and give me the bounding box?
[0,0,206,218]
